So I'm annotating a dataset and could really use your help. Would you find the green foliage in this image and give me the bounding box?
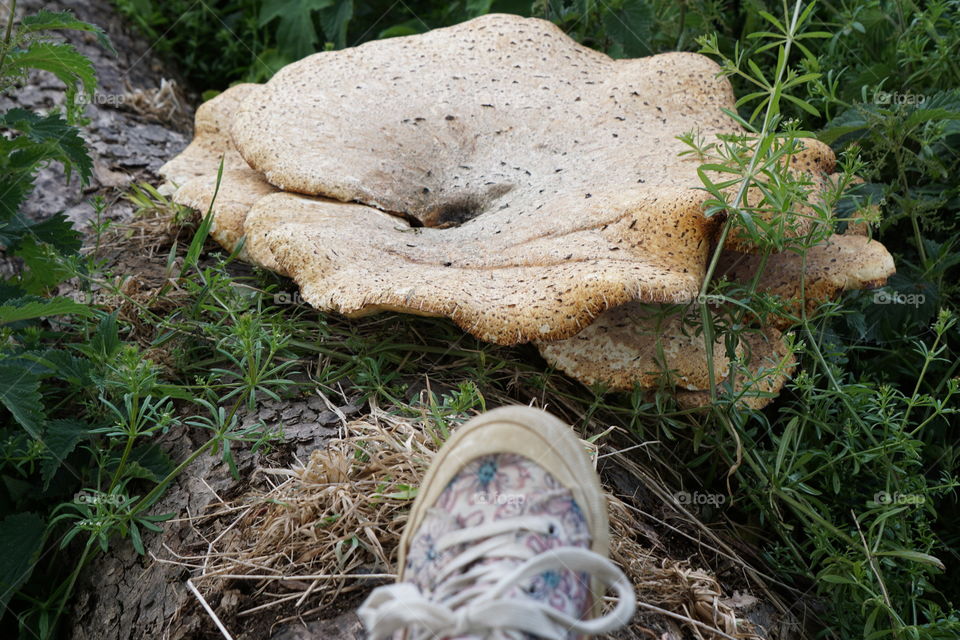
[666,2,960,637]
[0,512,46,612]
[0,4,96,299]
[258,0,339,59]
[0,7,292,638]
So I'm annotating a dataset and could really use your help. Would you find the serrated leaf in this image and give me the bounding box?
[0,211,82,254]
[819,105,874,146]
[0,109,92,184]
[0,174,33,226]
[0,365,46,439]
[904,107,960,129]
[28,349,93,385]
[86,311,121,360]
[20,10,115,54]
[128,444,175,482]
[39,418,89,488]
[22,212,81,253]
[0,283,26,304]
[0,512,46,612]
[0,296,94,325]
[5,42,97,115]
[15,236,76,293]
[259,0,334,59]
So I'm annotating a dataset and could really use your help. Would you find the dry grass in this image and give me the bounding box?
[163,404,771,639]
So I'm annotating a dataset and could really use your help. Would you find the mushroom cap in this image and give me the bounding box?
[245,187,716,344]
[535,232,891,402]
[536,302,735,391]
[158,14,891,406]
[159,84,262,186]
[717,234,895,327]
[536,306,793,409]
[231,14,740,228]
[163,83,283,264]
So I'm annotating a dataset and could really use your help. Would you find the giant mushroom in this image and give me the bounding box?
[160,14,895,407]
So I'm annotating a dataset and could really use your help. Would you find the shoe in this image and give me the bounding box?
[358,405,636,639]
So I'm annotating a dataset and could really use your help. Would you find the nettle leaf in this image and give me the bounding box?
[130,443,176,482]
[22,212,80,253]
[0,296,95,325]
[0,212,81,254]
[40,419,89,488]
[0,109,93,184]
[259,0,334,60]
[903,90,960,129]
[0,512,46,613]
[20,10,116,54]
[15,236,77,293]
[5,42,97,116]
[0,364,46,439]
[819,105,875,146]
[0,283,26,304]
[76,311,120,361]
[0,173,33,225]
[24,348,94,386]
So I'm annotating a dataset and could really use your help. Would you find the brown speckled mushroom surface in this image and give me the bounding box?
[243,188,715,344]
[716,234,895,327]
[231,14,741,227]
[173,167,278,263]
[159,83,262,186]
[535,302,737,391]
[219,14,750,344]
[159,13,896,404]
[536,231,893,404]
[537,305,796,409]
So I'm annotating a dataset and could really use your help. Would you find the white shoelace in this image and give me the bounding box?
[359,514,636,640]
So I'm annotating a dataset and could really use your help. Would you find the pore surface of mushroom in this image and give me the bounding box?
[537,231,893,405]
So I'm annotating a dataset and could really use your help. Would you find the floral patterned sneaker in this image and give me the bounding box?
[358,406,636,639]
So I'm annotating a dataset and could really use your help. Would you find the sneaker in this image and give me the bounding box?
[358,406,636,639]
